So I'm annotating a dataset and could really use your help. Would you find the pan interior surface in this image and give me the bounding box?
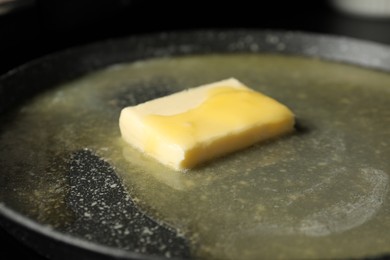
[0,53,390,259]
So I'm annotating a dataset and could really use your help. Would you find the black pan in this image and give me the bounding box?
[0,30,389,260]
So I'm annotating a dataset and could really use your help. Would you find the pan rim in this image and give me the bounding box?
[2,28,390,81]
[0,29,390,259]
[0,203,162,260]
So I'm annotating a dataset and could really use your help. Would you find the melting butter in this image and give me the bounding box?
[120,78,294,170]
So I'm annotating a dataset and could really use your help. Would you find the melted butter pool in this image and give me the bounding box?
[1,54,390,259]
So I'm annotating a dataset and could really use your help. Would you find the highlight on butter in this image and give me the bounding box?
[119,78,295,171]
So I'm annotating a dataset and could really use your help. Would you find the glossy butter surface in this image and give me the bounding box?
[119,78,294,170]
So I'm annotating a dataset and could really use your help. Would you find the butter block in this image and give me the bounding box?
[119,78,295,171]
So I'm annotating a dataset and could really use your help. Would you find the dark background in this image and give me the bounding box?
[1,0,390,259]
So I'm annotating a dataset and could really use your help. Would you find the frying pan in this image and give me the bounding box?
[0,30,389,260]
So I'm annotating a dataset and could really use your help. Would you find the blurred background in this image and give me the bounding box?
[1,0,390,75]
[1,0,390,259]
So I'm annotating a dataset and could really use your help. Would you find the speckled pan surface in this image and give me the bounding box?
[0,30,389,260]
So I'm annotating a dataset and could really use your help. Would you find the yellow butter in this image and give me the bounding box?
[119,78,294,171]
